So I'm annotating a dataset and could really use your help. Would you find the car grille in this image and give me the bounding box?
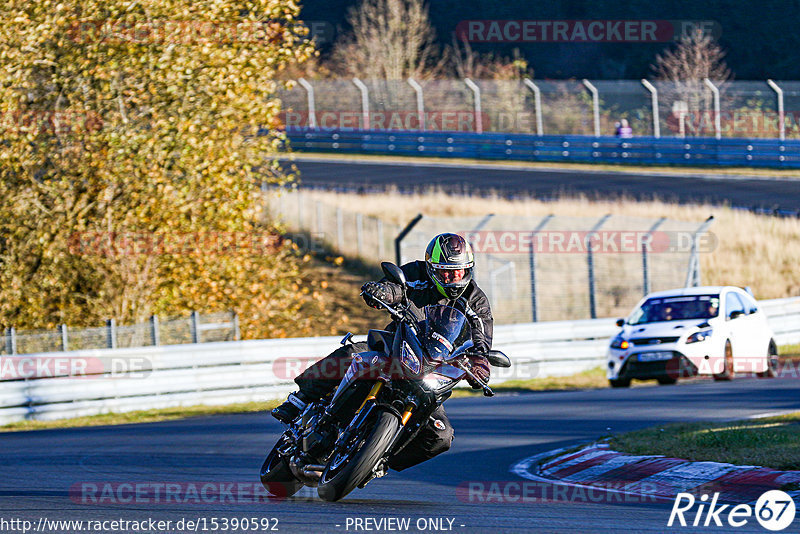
[630,336,680,346]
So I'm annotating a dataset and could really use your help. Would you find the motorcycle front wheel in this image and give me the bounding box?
[317,408,400,502]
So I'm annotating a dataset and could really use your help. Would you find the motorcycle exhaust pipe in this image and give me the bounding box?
[302,464,326,475]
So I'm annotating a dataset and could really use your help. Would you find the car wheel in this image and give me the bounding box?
[756,342,779,378]
[657,376,678,385]
[713,340,734,381]
[609,378,631,388]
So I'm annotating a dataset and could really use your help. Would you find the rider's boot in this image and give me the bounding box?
[271,391,311,423]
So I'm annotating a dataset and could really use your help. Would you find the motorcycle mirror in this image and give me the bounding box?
[486,350,511,368]
[381,262,407,287]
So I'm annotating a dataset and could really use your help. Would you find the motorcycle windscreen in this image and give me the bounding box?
[421,305,471,360]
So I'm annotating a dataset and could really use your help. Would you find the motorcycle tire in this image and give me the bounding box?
[317,408,400,502]
[260,441,305,498]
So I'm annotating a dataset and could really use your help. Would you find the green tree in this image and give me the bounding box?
[0,0,317,338]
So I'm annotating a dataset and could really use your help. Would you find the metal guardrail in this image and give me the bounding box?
[284,127,800,172]
[0,297,798,425]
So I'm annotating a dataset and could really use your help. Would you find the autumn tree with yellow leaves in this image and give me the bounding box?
[0,0,320,338]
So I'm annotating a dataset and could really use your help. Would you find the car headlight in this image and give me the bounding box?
[686,329,713,344]
[610,334,629,350]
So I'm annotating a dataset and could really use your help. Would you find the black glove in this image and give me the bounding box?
[466,354,490,389]
[361,282,391,309]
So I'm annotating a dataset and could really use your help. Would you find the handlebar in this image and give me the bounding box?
[360,291,405,321]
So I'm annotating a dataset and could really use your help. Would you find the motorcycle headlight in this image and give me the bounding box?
[610,334,629,350]
[686,329,713,344]
[401,341,421,374]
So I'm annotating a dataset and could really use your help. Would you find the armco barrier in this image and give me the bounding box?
[283,127,800,170]
[1,297,798,424]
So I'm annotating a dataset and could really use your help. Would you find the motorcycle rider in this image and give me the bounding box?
[271,232,493,471]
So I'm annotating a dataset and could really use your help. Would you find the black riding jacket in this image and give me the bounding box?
[379,260,494,354]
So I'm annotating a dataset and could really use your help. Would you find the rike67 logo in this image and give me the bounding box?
[669,490,796,531]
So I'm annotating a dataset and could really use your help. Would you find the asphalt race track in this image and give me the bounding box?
[290,158,800,214]
[3,378,799,533]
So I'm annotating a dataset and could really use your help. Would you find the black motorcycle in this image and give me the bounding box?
[260,262,511,502]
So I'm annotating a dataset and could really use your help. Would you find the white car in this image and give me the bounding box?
[607,286,778,388]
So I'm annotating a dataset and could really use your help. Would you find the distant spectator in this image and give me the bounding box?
[615,118,633,138]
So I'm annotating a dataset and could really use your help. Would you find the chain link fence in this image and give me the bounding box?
[279,78,800,139]
[1,311,239,355]
[266,191,713,324]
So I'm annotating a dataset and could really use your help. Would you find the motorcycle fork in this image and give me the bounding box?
[355,381,383,414]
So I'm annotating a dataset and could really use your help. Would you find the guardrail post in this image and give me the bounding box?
[395,213,423,266]
[150,315,160,346]
[464,78,483,133]
[297,189,304,228]
[106,319,117,349]
[231,311,241,341]
[60,324,69,352]
[703,78,721,140]
[336,208,344,251]
[315,201,322,235]
[641,79,660,138]
[684,216,715,287]
[190,311,200,344]
[587,214,611,319]
[407,78,425,132]
[353,78,370,130]
[297,78,317,129]
[767,79,785,141]
[582,79,601,137]
[529,214,553,322]
[642,217,666,295]
[523,79,544,136]
[5,327,17,355]
[356,212,363,256]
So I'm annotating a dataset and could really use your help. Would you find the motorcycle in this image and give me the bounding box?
[259,261,511,502]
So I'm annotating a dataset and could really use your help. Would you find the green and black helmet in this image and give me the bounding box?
[424,233,475,299]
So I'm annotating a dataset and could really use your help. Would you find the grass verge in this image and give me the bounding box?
[609,412,800,471]
[0,400,281,433]
[451,366,610,397]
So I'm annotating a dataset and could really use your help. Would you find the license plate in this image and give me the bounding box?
[638,351,673,362]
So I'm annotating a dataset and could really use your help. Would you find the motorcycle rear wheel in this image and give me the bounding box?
[260,438,305,498]
[317,408,399,502]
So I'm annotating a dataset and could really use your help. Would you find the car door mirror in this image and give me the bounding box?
[728,310,744,320]
[615,318,625,327]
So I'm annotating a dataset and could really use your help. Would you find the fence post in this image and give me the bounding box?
[767,79,785,141]
[232,311,241,341]
[684,216,715,287]
[377,218,384,258]
[407,78,425,132]
[316,201,323,235]
[150,315,160,346]
[582,79,601,137]
[336,208,344,251]
[356,212,363,257]
[5,327,17,355]
[106,319,117,349]
[642,217,666,296]
[529,214,553,322]
[523,79,543,136]
[395,213,424,266]
[297,189,304,228]
[297,78,317,129]
[641,79,660,138]
[352,78,370,130]
[587,214,611,319]
[60,324,69,352]
[190,311,200,344]
[703,78,721,140]
[464,78,483,133]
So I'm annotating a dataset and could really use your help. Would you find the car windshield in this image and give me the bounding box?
[628,295,720,325]
[420,305,471,360]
